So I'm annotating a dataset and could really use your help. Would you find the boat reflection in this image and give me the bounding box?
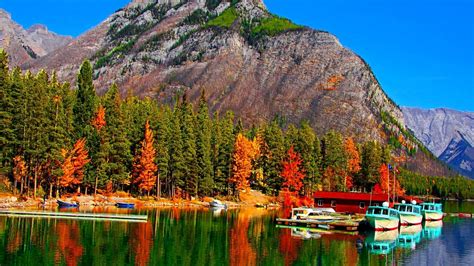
[422,220,443,240]
[397,224,422,249]
[365,230,399,255]
[290,228,322,240]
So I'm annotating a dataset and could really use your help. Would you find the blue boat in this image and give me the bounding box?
[57,199,79,208]
[116,202,135,209]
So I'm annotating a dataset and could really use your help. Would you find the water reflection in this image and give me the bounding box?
[0,205,472,265]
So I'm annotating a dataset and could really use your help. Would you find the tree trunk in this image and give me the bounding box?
[20,178,23,195]
[49,182,53,199]
[156,173,161,198]
[77,186,81,194]
[33,171,38,199]
[14,180,17,195]
[94,175,98,196]
[85,186,88,196]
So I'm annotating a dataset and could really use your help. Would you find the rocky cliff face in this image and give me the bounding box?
[402,107,474,178]
[0,9,72,66]
[25,0,402,139]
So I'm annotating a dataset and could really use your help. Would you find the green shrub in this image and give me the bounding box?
[95,39,136,68]
[205,7,238,28]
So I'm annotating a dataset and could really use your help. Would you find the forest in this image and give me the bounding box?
[0,50,473,200]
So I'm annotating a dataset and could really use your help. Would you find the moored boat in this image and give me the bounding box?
[290,207,337,222]
[209,199,227,209]
[420,202,443,221]
[115,202,135,209]
[394,201,422,225]
[57,199,79,208]
[365,203,400,231]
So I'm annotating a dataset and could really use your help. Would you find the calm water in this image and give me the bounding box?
[0,202,472,266]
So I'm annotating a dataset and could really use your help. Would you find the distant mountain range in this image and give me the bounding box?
[0,0,456,177]
[0,8,72,66]
[402,107,474,179]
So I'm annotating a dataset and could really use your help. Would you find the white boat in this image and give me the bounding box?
[420,202,443,221]
[365,202,400,231]
[209,199,227,209]
[291,207,337,222]
[394,200,422,225]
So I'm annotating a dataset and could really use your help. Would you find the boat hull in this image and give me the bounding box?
[366,216,399,231]
[116,203,135,209]
[57,200,78,208]
[399,213,423,225]
[423,211,443,221]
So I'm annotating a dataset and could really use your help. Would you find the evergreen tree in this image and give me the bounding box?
[180,97,198,197]
[195,91,213,196]
[360,141,383,190]
[0,50,13,173]
[321,130,347,191]
[155,106,171,198]
[296,122,318,195]
[73,60,96,139]
[168,107,185,197]
[260,120,286,194]
[214,111,235,194]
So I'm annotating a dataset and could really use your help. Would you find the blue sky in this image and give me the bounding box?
[1,0,473,111]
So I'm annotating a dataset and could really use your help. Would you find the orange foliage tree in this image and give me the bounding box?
[229,133,260,193]
[92,105,106,131]
[59,138,90,193]
[133,120,157,195]
[378,163,404,195]
[344,138,361,191]
[12,155,27,194]
[281,146,305,192]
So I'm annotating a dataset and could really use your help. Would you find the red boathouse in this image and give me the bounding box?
[313,191,391,214]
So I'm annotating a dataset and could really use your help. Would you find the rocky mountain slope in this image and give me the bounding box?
[22,0,451,176]
[403,107,474,178]
[0,9,72,66]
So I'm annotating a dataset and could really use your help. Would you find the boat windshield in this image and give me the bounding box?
[369,208,389,215]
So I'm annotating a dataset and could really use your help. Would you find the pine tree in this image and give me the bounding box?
[196,91,213,196]
[360,141,383,190]
[260,120,286,195]
[180,98,198,197]
[59,138,90,195]
[0,49,13,173]
[215,111,235,194]
[133,121,158,195]
[295,122,317,195]
[168,107,185,197]
[155,106,171,198]
[321,130,347,191]
[102,84,132,189]
[73,60,96,139]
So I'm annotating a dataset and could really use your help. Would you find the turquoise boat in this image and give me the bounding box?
[420,202,443,221]
[394,201,422,225]
[365,204,400,231]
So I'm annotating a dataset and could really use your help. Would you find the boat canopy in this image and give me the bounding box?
[366,206,399,218]
[394,203,421,214]
[421,203,442,212]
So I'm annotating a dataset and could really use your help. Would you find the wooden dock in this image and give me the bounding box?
[0,210,148,223]
[275,218,363,232]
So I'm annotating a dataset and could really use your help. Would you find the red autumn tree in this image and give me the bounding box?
[59,138,90,192]
[133,120,157,194]
[230,133,259,192]
[344,137,361,191]
[92,105,106,132]
[281,146,305,192]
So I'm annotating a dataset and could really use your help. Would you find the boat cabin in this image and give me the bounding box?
[366,206,399,218]
[394,203,421,214]
[421,203,442,212]
[313,191,391,214]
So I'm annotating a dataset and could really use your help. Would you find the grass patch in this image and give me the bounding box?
[251,16,303,37]
[205,7,238,29]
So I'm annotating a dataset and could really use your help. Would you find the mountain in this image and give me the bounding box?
[21,0,450,176]
[0,8,72,66]
[402,107,474,178]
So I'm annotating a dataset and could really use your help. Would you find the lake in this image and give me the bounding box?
[0,201,472,265]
